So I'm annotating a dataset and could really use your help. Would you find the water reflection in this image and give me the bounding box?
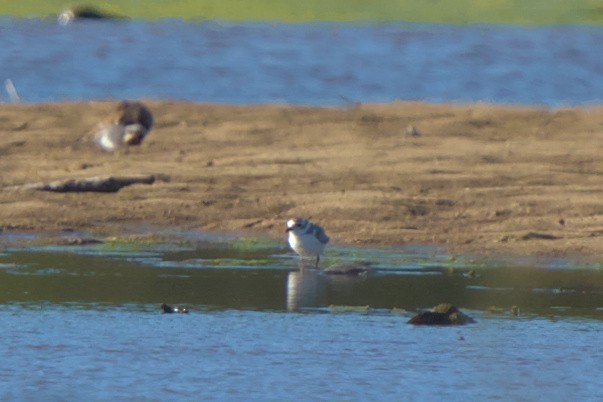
[286,270,324,311]
[0,238,602,319]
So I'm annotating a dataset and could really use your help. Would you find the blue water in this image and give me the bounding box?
[2,18,603,106]
[1,237,603,400]
[3,306,602,401]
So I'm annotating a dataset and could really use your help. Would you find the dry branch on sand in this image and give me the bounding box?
[6,175,155,193]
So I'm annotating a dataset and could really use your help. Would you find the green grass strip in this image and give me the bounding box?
[2,0,603,24]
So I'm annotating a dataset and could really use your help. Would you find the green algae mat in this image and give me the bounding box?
[2,0,603,24]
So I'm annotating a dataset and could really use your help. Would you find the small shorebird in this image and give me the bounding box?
[286,218,330,268]
[92,100,153,152]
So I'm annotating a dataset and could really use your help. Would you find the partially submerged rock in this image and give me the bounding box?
[408,303,475,326]
[323,262,370,276]
[329,305,372,314]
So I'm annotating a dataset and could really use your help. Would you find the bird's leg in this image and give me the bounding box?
[315,255,320,269]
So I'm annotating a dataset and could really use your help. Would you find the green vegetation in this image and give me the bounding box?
[2,0,603,24]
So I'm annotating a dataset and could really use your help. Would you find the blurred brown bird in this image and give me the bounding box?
[93,100,153,152]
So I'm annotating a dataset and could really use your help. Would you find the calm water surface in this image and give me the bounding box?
[0,234,602,400]
[2,19,603,105]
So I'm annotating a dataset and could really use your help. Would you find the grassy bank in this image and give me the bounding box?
[2,0,603,24]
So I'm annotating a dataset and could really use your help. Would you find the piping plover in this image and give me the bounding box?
[286,218,329,268]
[93,100,153,152]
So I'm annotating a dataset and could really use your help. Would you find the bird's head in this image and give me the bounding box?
[286,218,306,233]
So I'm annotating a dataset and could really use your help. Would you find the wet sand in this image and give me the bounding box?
[0,101,601,260]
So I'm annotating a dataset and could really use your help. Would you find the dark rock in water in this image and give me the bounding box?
[161,303,188,314]
[408,303,475,326]
[323,262,370,275]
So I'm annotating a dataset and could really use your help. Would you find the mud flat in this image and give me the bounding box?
[0,101,601,260]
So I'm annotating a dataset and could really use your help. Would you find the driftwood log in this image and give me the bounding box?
[11,175,155,193]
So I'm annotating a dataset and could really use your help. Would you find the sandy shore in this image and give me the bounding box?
[0,101,601,260]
